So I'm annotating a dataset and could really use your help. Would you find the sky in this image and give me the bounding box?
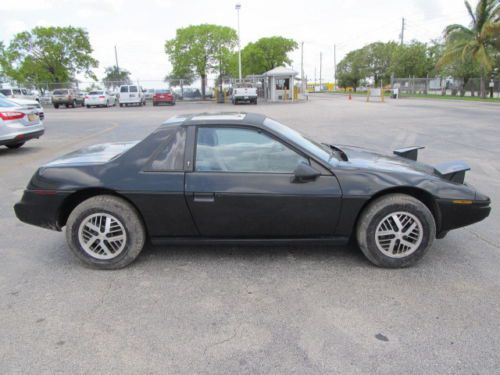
[1,0,472,88]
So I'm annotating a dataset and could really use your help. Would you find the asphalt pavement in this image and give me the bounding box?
[1,95,499,374]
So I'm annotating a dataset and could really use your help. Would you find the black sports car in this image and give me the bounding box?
[14,112,491,269]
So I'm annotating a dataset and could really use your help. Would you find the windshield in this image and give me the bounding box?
[89,91,103,95]
[155,89,171,94]
[263,118,340,164]
[53,89,68,95]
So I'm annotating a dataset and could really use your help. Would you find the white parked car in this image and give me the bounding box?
[0,87,40,102]
[0,93,44,120]
[84,90,117,108]
[118,85,145,107]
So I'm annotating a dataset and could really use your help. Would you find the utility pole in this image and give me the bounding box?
[301,42,305,93]
[319,52,322,90]
[235,3,242,82]
[114,45,120,72]
[400,18,405,45]
[333,44,337,90]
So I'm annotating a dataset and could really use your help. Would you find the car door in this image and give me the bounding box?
[185,125,342,238]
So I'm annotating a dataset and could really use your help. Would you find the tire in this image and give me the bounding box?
[54,104,59,109]
[153,102,157,106]
[356,193,435,268]
[65,195,146,269]
[119,103,123,107]
[106,101,109,107]
[86,105,90,109]
[6,142,25,149]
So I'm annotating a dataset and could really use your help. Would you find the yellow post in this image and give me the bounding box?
[367,88,371,102]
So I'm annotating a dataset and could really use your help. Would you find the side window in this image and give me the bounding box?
[148,128,186,171]
[195,127,307,173]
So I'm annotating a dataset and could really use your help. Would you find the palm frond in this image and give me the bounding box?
[464,1,477,26]
[473,44,493,71]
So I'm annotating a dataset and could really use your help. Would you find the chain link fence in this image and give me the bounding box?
[1,76,272,104]
[392,77,500,98]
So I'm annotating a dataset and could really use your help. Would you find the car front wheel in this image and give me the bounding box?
[66,195,145,269]
[356,193,435,268]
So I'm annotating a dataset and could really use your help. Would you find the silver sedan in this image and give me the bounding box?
[0,96,44,149]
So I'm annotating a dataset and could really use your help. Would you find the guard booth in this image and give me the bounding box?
[263,66,298,102]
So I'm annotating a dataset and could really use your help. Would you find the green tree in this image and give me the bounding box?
[336,49,368,90]
[231,36,298,76]
[102,66,131,89]
[165,24,237,98]
[390,41,434,78]
[437,0,500,97]
[363,41,398,85]
[0,26,98,90]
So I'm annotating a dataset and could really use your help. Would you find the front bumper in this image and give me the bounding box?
[437,198,491,234]
[14,190,70,231]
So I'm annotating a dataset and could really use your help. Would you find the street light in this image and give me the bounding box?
[235,3,242,82]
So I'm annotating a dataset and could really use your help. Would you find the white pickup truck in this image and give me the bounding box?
[232,84,258,105]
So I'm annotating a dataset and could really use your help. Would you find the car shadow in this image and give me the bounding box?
[0,145,43,156]
[134,242,370,267]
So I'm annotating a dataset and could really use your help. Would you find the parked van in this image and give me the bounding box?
[118,85,145,107]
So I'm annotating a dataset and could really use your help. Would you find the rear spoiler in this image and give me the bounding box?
[393,146,425,161]
[434,160,470,184]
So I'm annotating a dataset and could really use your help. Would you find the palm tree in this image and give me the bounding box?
[438,0,499,97]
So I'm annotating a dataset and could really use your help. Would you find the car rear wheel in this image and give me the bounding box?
[356,193,435,268]
[66,195,146,269]
[6,142,25,149]
[54,104,59,109]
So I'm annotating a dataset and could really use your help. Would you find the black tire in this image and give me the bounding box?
[153,102,157,106]
[356,193,435,268]
[86,105,90,109]
[119,103,123,107]
[54,104,59,109]
[6,142,25,149]
[65,195,146,269]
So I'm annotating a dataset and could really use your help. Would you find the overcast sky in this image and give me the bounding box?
[1,0,472,87]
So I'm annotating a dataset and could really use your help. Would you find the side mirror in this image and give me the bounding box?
[292,163,321,183]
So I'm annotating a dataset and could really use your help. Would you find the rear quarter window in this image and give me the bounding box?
[147,128,186,171]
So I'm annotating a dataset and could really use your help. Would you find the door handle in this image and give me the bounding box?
[193,193,215,203]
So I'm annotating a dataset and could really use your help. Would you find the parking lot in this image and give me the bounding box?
[1,95,499,374]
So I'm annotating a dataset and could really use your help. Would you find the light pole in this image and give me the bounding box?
[235,3,242,82]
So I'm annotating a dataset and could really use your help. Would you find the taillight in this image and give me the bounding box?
[85,96,89,99]
[99,96,105,98]
[0,111,25,120]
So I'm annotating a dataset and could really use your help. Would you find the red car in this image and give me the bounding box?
[153,89,176,106]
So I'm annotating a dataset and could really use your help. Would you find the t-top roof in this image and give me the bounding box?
[162,112,268,126]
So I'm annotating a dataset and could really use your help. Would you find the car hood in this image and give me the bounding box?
[44,141,139,167]
[335,144,438,177]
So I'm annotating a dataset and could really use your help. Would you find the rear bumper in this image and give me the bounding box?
[437,198,491,234]
[14,190,70,231]
[0,129,44,146]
